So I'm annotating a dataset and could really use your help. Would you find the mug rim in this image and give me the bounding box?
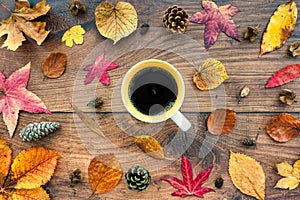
[121,59,185,123]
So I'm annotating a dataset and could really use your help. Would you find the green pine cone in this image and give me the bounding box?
[125,165,151,192]
[20,122,60,142]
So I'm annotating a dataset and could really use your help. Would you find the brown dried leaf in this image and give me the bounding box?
[289,42,300,57]
[42,52,67,78]
[266,113,300,142]
[134,135,164,159]
[207,109,236,135]
[243,26,259,42]
[279,89,296,105]
[69,0,86,16]
[88,154,122,194]
[229,151,265,200]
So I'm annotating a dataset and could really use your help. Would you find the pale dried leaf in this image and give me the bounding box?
[275,177,300,190]
[276,161,293,177]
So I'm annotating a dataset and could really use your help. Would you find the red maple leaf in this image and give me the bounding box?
[83,51,118,85]
[0,63,51,137]
[190,0,240,49]
[161,155,214,198]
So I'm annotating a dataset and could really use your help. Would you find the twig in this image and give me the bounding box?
[0,2,11,13]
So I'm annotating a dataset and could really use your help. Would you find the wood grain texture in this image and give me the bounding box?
[1,0,300,199]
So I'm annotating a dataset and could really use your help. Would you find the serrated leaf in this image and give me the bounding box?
[12,187,49,200]
[88,154,122,194]
[0,139,12,186]
[266,113,300,142]
[95,1,138,44]
[259,0,298,57]
[229,151,265,200]
[134,135,164,159]
[10,147,61,189]
[207,108,236,135]
[266,64,300,88]
[193,58,229,90]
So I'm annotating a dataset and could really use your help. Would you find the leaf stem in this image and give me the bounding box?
[0,2,11,13]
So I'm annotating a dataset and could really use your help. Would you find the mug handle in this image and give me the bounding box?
[171,111,191,131]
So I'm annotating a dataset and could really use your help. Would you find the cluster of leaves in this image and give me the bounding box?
[275,160,300,190]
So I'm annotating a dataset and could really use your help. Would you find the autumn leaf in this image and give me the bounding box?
[0,63,51,137]
[161,155,214,198]
[259,0,297,57]
[0,0,51,51]
[193,58,229,90]
[83,51,118,85]
[265,64,300,88]
[42,52,67,78]
[0,139,11,186]
[275,160,300,190]
[12,187,49,200]
[62,25,86,47]
[189,0,240,49]
[266,113,300,142]
[95,1,138,44]
[207,108,236,135]
[88,154,122,195]
[134,135,164,159]
[229,151,265,200]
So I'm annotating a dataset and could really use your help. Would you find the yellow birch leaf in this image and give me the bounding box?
[95,1,138,44]
[12,187,49,200]
[259,0,297,57]
[10,147,61,189]
[0,139,12,186]
[229,151,265,200]
[88,154,122,194]
[62,25,86,47]
[276,161,293,177]
[134,135,164,159]
[275,177,300,190]
[193,58,229,90]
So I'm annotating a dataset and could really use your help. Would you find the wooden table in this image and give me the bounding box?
[1,0,300,199]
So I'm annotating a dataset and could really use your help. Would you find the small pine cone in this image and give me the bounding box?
[20,122,60,142]
[125,165,151,192]
[163,5,189,33]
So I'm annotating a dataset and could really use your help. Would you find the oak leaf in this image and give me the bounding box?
[266,113,300,142]
[88,154,122,195]
[193,58,229,90]
[134,135,164,159]
[62,25,86,47]
[259,0,297,57]
[42,52,67,78]
[189,0,240,49]
[83,51,118,85]
[265,64,300,88]
[161,155,214,198]
[0,63,51,137]
[275,160,300,190]
[0,0,51,51]
[207,108,236,135]
[229,151,265,200]
[95,1,138,44]
[0,142,60,200]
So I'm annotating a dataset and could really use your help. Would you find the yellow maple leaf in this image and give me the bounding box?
[95,1,138,44]
[275,159,300,190]
[0,142,61,199]
[62,25,86,47]
[0,0,51,51]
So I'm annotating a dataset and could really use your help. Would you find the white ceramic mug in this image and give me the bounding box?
[121,59,191,131]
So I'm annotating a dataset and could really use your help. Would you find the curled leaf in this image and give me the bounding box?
[243,26,259,42]
[0,139,12,186]
[266,64,300,88]
[88,154,122,194]
[229,151,265,200]
[42,52,67,78]
[193,58,229,90]
[95,1,138,44]
[207,108,236,135]
[259,0,298,57]
[69,0,86,16]
[266,113,300,142]
[134,135,164,159]
[62,25,86,47]
[289,42,300,57]
[239,86,250,98]
[279,89,296,106]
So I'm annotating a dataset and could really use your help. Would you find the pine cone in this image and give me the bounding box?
[163,5,189,33]
[125,165,151,191]
[20,122,60,142]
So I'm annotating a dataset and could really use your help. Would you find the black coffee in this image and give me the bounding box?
[129,67,178,115]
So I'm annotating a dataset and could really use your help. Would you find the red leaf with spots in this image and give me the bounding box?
[83,51,118,85]
[189,0,240,49]
[161,155,214,198]
[0,63,51,137]
[266,64,300,88]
